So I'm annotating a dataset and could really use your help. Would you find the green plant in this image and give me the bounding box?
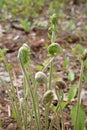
[83,24,87,31]
[35,71,47,84]
[0,0,66,33]
[19,19,32,32]
[43,90,54,130]
[18,44,43,130]
[68,70,75,81]
[0,14,86,130]
[0,119,2,128]
[71,45,86,130]
[49,0,65,16]
[41,13,64,130]
[64,20,76,32]
[63,57,70,69]
[48,14,63,91]
[0,0,46,19]
[55,79,66,130]
[0,48,23,130]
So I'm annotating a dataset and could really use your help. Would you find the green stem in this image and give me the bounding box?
[45,105,49,130]
[20,58,41,130]
[20,100,25,130]
[74,61,84,130]
[56,90,65,130]
[42,57,54,72]
[49,61,53,89]
[0,77,23,130]
[23,78,31,130]
[29,109,34,130]
[48,23,56,90]
[49,112,60,130]
[56,113,61,130]
[51,25,55,43]
[34,83,42,130]
[24,99,28,130]
[3,54,23,130]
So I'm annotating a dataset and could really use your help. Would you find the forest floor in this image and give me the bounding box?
[0,2,87,130]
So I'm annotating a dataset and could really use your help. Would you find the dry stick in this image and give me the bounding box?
[74,61,84,130]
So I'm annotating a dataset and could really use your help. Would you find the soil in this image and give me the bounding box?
[0,2,87,130]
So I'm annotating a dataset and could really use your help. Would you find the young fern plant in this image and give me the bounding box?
[43,90,54,130]
[18,44,42,130]
[35,71,48,130]
[40,13,64,130]
[55,79,66,130]
[0,13,64,130]
[0,48,23,130]
[48,13,58,90]
[1,14,87,130]
[71,45,86,130]
[48,13,63,90]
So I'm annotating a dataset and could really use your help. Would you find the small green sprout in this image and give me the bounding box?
[18,43,30,65]
[35,71,47,84]
[50,13,57,25]
[48,43,63,57]
[43,90,54,106]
